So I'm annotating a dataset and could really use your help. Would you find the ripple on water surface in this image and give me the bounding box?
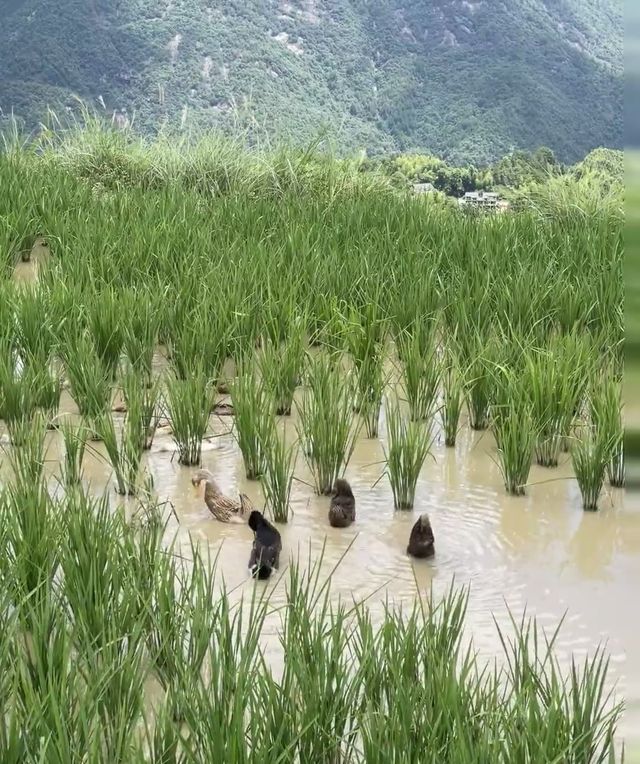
[7,403,638,747]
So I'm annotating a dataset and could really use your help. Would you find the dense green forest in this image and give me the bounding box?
[371,146,623,199]
[0,0,622,164]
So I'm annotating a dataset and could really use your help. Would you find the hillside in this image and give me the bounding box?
[0,0,623,164]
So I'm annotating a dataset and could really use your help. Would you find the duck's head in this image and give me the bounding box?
[333,478,354,498]
[191,469,206,487]
[418,514,432,531]
[248,510,264,532]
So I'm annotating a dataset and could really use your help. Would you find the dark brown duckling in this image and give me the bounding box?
[407,514,435,558]
[328,478,356,528]
[248,510,282,580]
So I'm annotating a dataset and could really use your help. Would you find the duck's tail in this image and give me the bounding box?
[251,563,273,580]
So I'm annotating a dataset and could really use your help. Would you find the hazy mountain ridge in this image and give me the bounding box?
[0,0,623,164]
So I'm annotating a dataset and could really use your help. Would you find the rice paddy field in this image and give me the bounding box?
[0,127,634,761]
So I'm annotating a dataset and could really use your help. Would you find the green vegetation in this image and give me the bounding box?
[372,146,624,201]
[259,423,297,523]
[297,353,359,495]
[0,122,625,758]
[0,0,622,164]
[230,367,272,480]
[384,400,434,509]
[0,468,623,760]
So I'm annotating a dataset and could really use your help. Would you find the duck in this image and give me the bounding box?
[328,478,356,528]
[191,469,253,522]
[407,514,435,558]
[247,510,282,580]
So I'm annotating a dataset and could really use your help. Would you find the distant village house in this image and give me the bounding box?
[458,190,509,212]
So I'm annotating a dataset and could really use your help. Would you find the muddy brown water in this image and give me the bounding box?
[5,255,640,756]
[1,393,637,752]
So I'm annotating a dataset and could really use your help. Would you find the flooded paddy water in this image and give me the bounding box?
[4,375,637,752]
[3,221,632,756]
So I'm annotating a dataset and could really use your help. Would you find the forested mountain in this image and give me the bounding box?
[0,0,622,164]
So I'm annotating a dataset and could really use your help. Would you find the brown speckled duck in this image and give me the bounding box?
[407,514,435,558]
[328,478,356,528]
[191,469,253,522]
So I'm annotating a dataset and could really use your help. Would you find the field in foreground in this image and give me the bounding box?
[0,129,628,760]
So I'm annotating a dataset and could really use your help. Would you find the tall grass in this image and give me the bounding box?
[14,286,56,369]
[122,371,161,450]
[456,331,495,431]
[7,411,48,485]
[59,419,88,488]
[88,287,124,379]
[357,351,387,438]
[95,391,147,496]
[0,354,38,444]
[526,335,591,467]
[399,329,441,422]
[230,367,273,479]
[121,289,160,383]
[297,352,359,494]
[61,333,113,436]
[384,398,434,509]
[572,425,611,511]
[345,300,387,414]
[30,367,62,428]
[590,373,624,488]
[260,423,298,523]
[441,353,464,447]
[165,372,214,466]
[491,369,536,496]
[258,318,306,416]
[167,299,230,383]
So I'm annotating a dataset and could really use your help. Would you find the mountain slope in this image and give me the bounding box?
[0,0,623,164]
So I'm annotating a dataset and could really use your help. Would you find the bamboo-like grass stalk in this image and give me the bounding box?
[455,330,495,432]
[14,285,56,369]
[441,354,463,447]
[398,330,441,422]
[571,425,611,511]
[165,372,214,466]
[95,409,145,496]
[358,352,387,438]
[491,369,536,496]
[7,411,48,485]
[122,371,161,450]
[230,367,273,479]
[525,335,591,468]
[0,354,38,445]
[59,419,88,488]
[258,318,306,416]
[30,367,63,428]
[384,398,433,509]
[296,352,359,494]
[259,422,297,523]
[590,372,624,488]
[88,287,124,379]
[122,290,160,384]
[61,333,113,437]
